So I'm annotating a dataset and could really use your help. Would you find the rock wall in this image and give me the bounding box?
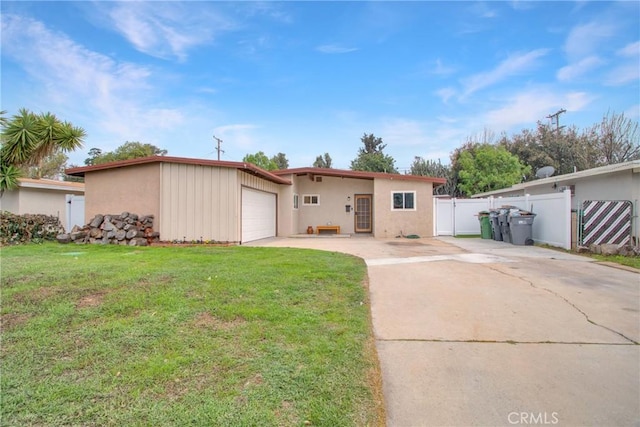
[57,212,159,246]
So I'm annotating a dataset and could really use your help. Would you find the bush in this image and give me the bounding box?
[0,211,64,245]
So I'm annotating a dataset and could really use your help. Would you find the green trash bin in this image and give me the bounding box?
[478,213,492,239]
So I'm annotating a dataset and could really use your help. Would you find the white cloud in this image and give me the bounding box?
[436,87,457,104]
[0,14,189,157]
[432,59,456,76]
[103,2,231,61]
[462,49,550,96]
[316,44,359,54]
[599,41,640,85]
[381,118,427,147]
[605,64,640,86]
[556,56,603,81]
[617,41,640,57]
[213,124,259,149]
[484,89,593,130]
[563,21,614,60]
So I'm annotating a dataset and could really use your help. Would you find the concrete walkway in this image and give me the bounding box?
[249,236,640,426]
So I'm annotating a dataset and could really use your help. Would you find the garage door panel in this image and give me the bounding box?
[242,188,276,243]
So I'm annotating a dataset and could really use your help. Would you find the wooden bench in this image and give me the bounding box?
[316,225,340,235]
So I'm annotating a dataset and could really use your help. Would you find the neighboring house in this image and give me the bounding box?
[66,156,445,244]
[0,178,85,232]
[472,160,640,244]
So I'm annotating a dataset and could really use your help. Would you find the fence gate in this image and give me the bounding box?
[580,200,633,246]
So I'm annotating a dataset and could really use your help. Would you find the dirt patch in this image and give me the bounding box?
[76,293,106,308]
[192,312,246,331]
[0,313,31,330]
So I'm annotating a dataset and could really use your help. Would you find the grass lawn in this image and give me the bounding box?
[1,243,384,426]
[591,254,640,270]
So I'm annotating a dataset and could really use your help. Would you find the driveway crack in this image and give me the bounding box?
[486,266,639,345]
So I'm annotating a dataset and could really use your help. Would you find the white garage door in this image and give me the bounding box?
[242,188,276,243]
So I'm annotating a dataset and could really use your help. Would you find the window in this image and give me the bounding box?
[303,194,320,206]
[392,191,416,210]
[293,194,299,209]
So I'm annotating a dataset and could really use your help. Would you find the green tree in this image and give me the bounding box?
[589,111,639,164]
[1,108,85,193]
[456,144,530,196]
[270,152,289,169]
[85,141,167,165]
[24,152,69,179]
[243,151,278,171]
[350,133,397,173]
[313,153,333,168]
[410,157,454,195]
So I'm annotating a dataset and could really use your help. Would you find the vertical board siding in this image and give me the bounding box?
[160,163,239,242]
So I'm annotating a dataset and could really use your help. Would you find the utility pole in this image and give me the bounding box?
[547,108,566,133]
[213,135,224,161]
[546,109,567,173]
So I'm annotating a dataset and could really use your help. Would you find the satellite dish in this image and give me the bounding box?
[535,166,555,179]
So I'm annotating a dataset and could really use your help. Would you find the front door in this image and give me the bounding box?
[354,194,372,233]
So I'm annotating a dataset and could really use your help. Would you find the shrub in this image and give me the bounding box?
[0,211,64,245]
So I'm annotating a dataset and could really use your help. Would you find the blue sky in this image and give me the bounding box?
[1,1,639,171]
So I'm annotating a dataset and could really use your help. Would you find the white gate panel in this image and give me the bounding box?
[435,198,453,236]
[241,188,276,243]
[454,199,492,235]
[65,194,85,232]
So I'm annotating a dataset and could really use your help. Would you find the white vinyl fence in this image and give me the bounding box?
[434,189,572,250]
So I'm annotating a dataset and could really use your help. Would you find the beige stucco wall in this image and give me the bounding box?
[373,178,434,238]
[294,175,374,234]
[276,173,297,236]
[1,185,83,225]
[85,163,161,224]
[0,191,19,213]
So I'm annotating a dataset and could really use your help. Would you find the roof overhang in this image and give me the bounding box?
[17,178,85,192]
[65,156,292,185]
[273,167,447,185]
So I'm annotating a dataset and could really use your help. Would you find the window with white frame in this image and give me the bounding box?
[303,194,320,206]
[293,194,299,209]
[392,191,416,210]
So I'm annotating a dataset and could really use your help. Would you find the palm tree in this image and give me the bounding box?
[0,109,86,194]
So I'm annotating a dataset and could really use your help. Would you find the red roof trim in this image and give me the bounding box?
[65,156,292,185]
[273,167,447,184]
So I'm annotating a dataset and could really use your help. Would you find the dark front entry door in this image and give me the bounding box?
[354,194,372,233]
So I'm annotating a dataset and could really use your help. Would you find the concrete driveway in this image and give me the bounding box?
[249,236,640,426]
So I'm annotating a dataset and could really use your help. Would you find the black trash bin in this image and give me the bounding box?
[489,210,502,241]
[508,214,536,245]
[498,210,511,243]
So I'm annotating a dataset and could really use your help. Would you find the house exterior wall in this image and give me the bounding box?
[492,168,639,210]
[85,163,161,224]
[373,178,434,238]
[572,170,637,207]
[1,182,84,228]
[159,163,237,242]
[276,173,297,236]
[156,165,281,242]
[294,175,374,234]
[0,191,19,213]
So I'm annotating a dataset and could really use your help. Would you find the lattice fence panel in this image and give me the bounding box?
[581,200,632,246]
